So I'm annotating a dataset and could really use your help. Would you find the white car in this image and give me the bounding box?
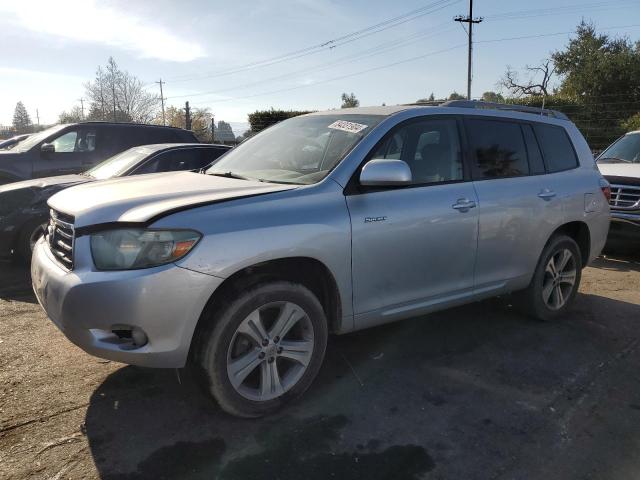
[596,131,640,249]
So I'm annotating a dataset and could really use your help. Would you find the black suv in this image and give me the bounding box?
[0,122,198,185]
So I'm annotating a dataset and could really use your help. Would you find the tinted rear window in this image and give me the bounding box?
[533,124,578,172]
[522,124,545,175]
[466,119,529,179]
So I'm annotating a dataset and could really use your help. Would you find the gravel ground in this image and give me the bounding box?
[1,253,640,480]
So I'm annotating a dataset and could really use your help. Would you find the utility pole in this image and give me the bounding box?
[111,81,117,122]
[454,0,483,100]
[211,115,215,143]
[156,79,166,126]
[78,98,85,120]
[185,101,192,130]
[36,109,40,126]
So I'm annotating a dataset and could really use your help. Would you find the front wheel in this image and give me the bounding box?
[193,281,328,417]
[520,235,582,321]
[18,218,47,262]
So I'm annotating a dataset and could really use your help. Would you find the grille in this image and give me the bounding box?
[47,209,75,270]
[609,184,640,211]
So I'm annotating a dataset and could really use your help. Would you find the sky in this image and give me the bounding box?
[1,0,639,135]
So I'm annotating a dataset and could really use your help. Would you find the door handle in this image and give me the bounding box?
[538,189,556,200]
[452,198,477,212]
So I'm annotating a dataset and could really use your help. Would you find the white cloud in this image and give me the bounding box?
[0,0,206,62]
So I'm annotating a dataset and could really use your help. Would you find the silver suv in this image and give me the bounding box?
[31,102,610,417]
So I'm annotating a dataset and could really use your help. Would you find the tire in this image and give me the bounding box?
[193,281,328,417]
[17,218,48,262]
[520,234,582,321]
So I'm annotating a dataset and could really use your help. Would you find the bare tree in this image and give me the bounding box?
[500,59,556,98]
[84,57,159,123]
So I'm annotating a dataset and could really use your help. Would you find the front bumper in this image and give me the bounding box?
[31,238,223,368]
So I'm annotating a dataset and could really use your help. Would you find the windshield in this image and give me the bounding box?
[87,147,154,180]
[207,114,384,184]
[597,133,640,163]
[12,125,67,152]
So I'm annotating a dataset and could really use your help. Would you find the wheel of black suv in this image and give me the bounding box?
[520,234,582,321]
[193,281,328,417]
[18,218,47,262]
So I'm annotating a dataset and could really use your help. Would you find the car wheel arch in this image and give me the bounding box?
[187,256,342,362]
[545,221,591,268]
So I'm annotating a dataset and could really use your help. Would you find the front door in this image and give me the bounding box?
[346,116,478,326]
[33,126,99,177]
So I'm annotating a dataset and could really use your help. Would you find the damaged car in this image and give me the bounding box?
[32,103,609,417]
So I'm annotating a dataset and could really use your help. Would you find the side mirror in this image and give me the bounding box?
[41,143,55,153]
[360,159,412,187]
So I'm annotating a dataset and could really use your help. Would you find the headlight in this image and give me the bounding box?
[90,229,201,270]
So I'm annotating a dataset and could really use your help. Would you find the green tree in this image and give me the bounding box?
[551,21,640,148]
[621,112,640,132]
[248,109,314,134]
[341,92,359,108]
[12,101,32,134]
[552,22,640,100]
[448,92,465,100]
[481,91,505,103]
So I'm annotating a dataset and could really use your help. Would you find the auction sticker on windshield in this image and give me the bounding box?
[328,120,368,134]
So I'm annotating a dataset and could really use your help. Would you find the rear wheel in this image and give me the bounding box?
[193,281,328,417]
[520,235,582,321]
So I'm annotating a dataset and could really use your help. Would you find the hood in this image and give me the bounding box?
[0,174,88,194]
[597,162,640,180]
[48,171,298,228]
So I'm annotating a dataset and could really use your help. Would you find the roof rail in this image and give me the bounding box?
[440,100,569,120]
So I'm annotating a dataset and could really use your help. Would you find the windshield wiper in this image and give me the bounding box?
[258,179,304,185]
[209,171,254,181]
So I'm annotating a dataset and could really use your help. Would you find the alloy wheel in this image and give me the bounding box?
[542,248,577,310]
[226,301,314,402]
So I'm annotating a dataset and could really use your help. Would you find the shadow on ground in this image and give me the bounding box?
[592,251,640,273]
[0,260,36,303]
[84,292,640,479]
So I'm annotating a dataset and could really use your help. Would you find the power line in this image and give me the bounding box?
[167,22,456,100]
[186,23,640,107]
[476,23,640,44]
[190,43,468,107]
[165,0,461,83]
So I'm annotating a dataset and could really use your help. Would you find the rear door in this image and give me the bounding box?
[347,116,479,322]
[33,126,100,177]
[466,117,563,290]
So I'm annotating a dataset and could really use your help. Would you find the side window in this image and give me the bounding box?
[466,119,528,179]
[50,128,96,153]
[135,149,202,174]
[522,124,545,174]
[206,148,229,167]
[52,131,77,152]
[533,124,578,172]
[369,118,462,184]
